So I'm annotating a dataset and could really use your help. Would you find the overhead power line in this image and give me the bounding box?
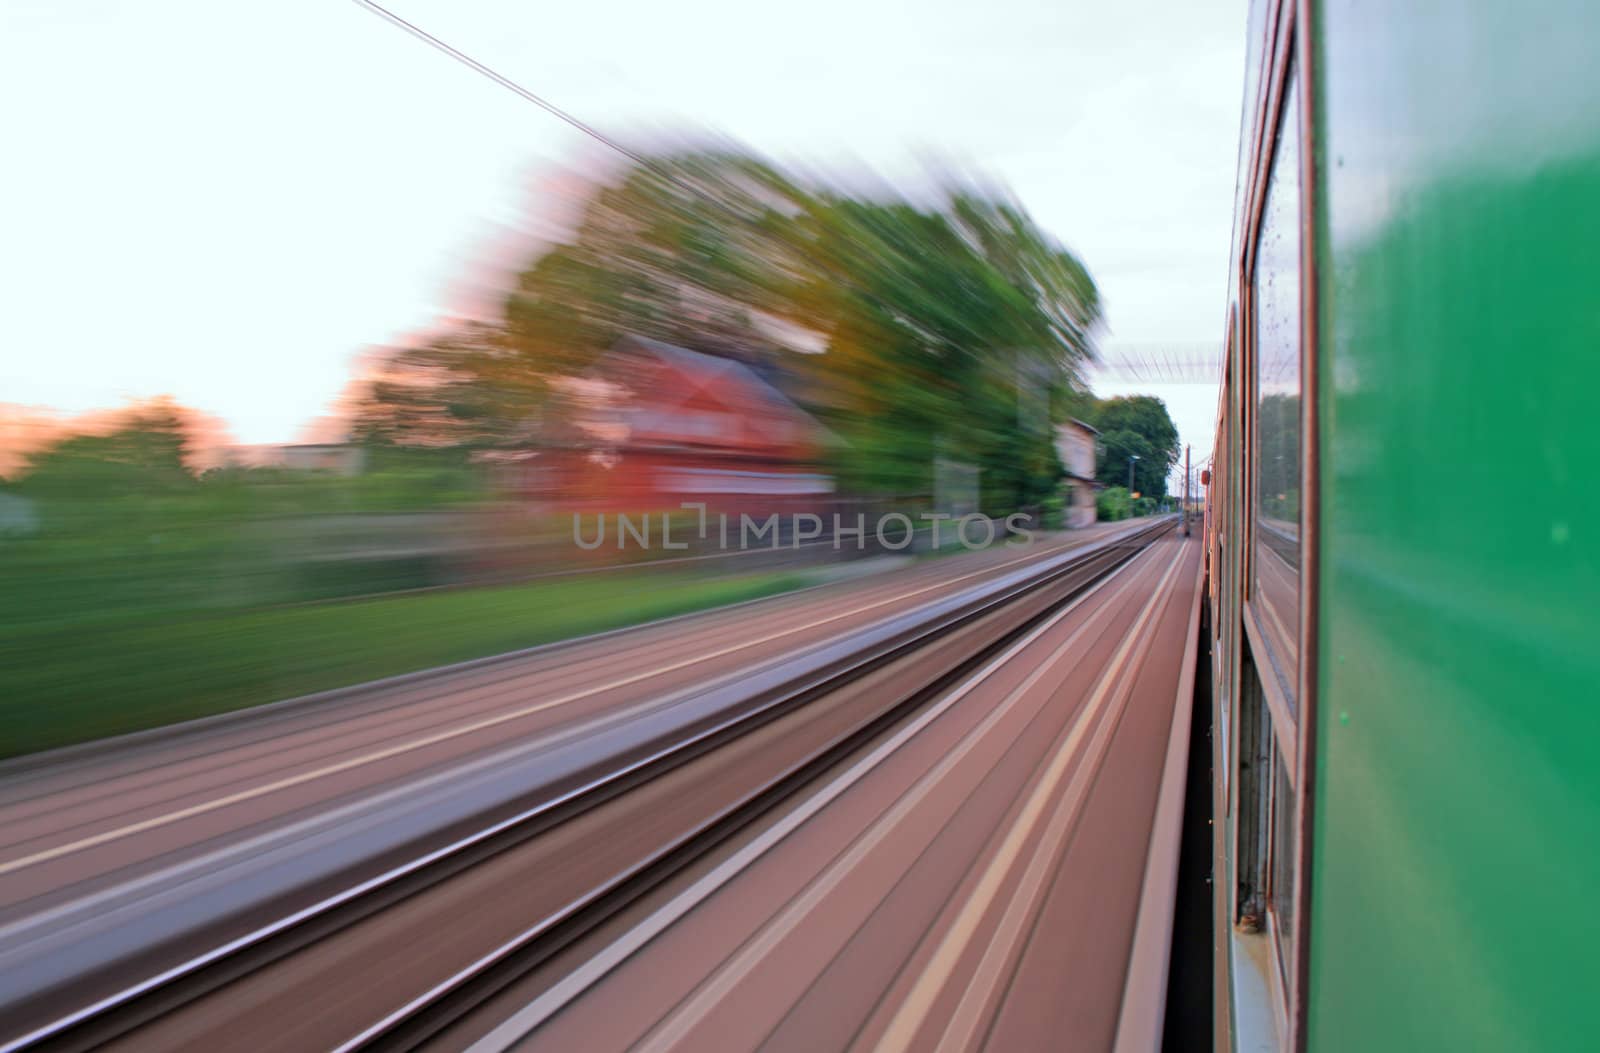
[347,0,826,259]
[350,0,1171,381]
[350,0,665,177]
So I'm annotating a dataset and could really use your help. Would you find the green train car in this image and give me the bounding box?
[1204,0,1600,1049]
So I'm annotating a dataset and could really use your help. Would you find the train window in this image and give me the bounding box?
[1269,742,1297,972]
[1234,653,1273,932]
[1250,59,1302,710]
[1236,636,1298,1026]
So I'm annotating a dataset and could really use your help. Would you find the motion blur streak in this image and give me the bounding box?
[0,5,1216,1052]
[0,134,1126,761]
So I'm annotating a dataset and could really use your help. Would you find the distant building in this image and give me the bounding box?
[509,335,833,517]
[278,444,366,476]
[1055,418,1100,528]
[222,443,366,477]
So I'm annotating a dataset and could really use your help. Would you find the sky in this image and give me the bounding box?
[1,0,1244,482]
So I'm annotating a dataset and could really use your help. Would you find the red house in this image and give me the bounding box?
[519,335,834,520]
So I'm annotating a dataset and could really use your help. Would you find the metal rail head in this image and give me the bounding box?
[0,521,1173,1052]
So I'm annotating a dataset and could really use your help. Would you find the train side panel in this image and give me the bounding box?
[1308,2,1600,1050]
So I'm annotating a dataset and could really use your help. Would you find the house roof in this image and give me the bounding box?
[609,334,842,446]
[617,335,797,409]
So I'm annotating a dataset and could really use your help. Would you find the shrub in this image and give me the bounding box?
[1097,485,1131,521]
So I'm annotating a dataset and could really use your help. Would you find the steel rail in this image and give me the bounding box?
[356,524,1177,1052]
[3,519,1175,1052]
[457,534,1185,1053]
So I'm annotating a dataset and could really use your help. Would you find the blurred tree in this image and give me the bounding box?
[502,150,812,368]
[351,322,541,449]
[351,147,1103,514]
[1097,485,1132,521]
[18,399,195,499]
[1091,395,1180,498]
[782,188,1100,509]
[354,151,812,452]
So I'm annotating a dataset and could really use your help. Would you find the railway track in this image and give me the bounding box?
[0,519,1184,1052]
[442,532,1204,1053]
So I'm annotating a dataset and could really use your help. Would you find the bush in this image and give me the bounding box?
[1097,485,1131,521]
[1041,492,1065,530]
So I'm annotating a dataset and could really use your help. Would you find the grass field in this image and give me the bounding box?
[1,570,804,759]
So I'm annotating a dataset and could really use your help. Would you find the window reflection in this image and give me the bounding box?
[1252,65,1302,705]
[1271,747,1297,970]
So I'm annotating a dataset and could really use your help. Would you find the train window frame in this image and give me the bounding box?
[1267,740,1298,972]
[1242,608,1297,782]
[1233,647,1273,933]
[1216,311,1238,790]
[1229,302,1249,819]
[1236,620,1298,1050]
[1227,7,1313,1049]
[1245,47,1305,720]
[1262,751,1297,1047]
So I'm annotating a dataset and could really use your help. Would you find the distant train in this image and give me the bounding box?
[1202,1,1599,1050]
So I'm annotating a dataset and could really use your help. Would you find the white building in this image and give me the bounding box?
[223,444,367,477]
[1054,419,1100,528]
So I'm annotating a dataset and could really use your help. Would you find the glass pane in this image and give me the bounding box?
[1271,746,1298,968]
[1252,66,1302,706]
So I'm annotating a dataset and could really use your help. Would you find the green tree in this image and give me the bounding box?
[352,322,540,450]
[353,148,1103,515]
[356,151,813,452]
[784,190,1097,507]
[1091,395,1179,498]
[18,400,195,499]
[1097,485,1132,521]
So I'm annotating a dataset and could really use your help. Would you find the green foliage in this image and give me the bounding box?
[975,423,1066,516]
[3,435,488,636]
[351,150,1102,516]
[1041,491,1065,530]
[1091,395,1180,498]
[3,569,802,757]
[351,322,545,450]
[1,401,808,756]
[1257,392,1300,521]
[794,191,1096,513]
[1097,485,1132,521]
[18,402,193,500]
[3,149,1111,753]
[1097,488,1156,520]
[355,152,817,451]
